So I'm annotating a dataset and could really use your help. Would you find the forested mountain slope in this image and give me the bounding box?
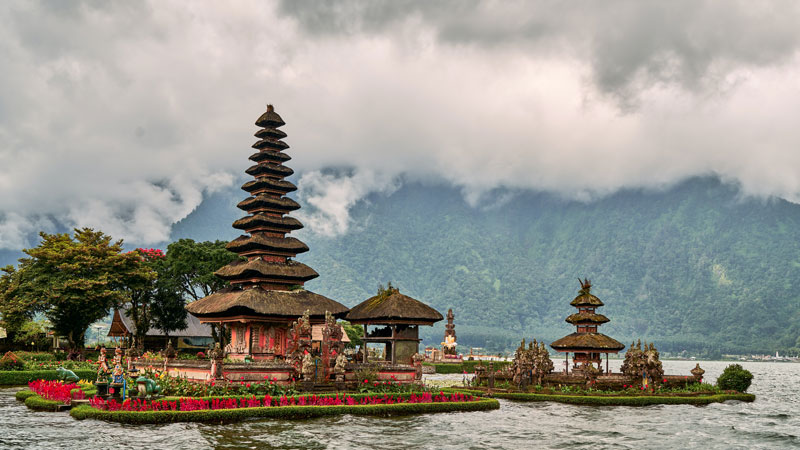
[169,176,800,356]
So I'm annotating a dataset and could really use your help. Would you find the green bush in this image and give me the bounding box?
[15,389,37,401]
[14,352,58,362]
[426,361,511,374]
[70,397,500,424]
[0,369,97,385]
[716,364,754,393]
[490,392,755,406]
[24,394,63,412]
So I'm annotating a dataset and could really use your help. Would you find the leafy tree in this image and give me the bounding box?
[163,239,240,300]
[0,265,32,344]
[4,228,144,356]
[340,321,364,348]
[14,319,49,351]
[717,364,754,392]
[162,239,240,344]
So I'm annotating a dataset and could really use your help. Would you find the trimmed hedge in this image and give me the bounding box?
[489,392,755,406]
[24,394,64,412]
[70,397,500,424]
[0,369,96,386]
[426,361,511,374]
[15,389,37,401]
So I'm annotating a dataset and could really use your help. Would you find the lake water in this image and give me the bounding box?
[1,360,797,449]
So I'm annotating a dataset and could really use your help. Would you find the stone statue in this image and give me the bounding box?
[334,353,347,382]
[691,363,705,381]
[97,347,109,381]
[56,367,79,383]
[163,340,177,359]
[412,352,424,380]
[302,352,315,380]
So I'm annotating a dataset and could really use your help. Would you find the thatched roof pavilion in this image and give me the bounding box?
[346,285,442,365]
[550,279,624,373]
[186,105,348,361]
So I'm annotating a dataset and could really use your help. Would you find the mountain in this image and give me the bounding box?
[169,176,800,356]
[4,176,799,356]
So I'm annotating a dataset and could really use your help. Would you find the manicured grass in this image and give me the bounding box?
[0,369,96,386]
[15,389,37,401]
[488,392,755,406]
[24,394,64,412]
[70,397,500,423]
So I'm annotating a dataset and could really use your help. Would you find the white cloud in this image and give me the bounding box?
[1,1,800,246]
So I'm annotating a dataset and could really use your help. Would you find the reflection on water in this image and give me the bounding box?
[1,361,798,449]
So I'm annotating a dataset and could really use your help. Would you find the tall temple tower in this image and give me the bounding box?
[550,279,624,373]
[186,105,348,361]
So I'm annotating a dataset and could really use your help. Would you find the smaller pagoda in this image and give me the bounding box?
[442,309,457,356]
[346,284,443,365]
[550,279,624,374]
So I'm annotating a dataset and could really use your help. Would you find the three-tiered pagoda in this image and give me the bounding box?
[550,279,624,373]
[186,105,348,361]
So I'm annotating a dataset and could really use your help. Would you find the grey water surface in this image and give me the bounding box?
[1,360,797,449]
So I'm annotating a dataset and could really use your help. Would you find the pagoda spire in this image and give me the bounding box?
[215,104,319,290]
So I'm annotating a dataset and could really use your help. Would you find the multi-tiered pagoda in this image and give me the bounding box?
[186,105,348,361]
[550,279,624,373]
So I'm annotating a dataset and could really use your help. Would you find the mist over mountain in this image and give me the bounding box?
[165,175,800,356]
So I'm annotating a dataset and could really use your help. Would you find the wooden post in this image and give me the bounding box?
[606,353,609,374]
[566,352,569,374]
[363,325,368,363]
[391,325,397,365]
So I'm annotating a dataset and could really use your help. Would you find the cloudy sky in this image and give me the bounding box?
[1,0,800,248]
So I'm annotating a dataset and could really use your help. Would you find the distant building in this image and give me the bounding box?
[107,309,213,350]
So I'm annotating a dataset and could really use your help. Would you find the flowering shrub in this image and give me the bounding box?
[134,248,165,259]
[0,352,25,371]
[28,380,85,404]
[88,391,479,412]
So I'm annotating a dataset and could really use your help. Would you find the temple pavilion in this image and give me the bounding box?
[186,105,348,361]
[550,279,624,373]
[346,285,443,365]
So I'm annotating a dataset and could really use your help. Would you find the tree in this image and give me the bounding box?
[717,364,754,392]
[0,265,32,344]
[5,228,144,356]
[340,321,364,348]
[163,239,240,300]
[162,239,240,344]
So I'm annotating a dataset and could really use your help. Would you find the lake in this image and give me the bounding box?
[1,360,797,449]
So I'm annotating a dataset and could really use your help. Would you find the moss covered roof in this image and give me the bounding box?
[237,195,300,213]
[226,234,309,255]
[346,290,443,324]
[232,214,303,232]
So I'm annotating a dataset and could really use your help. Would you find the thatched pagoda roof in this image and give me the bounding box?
[255,105,285,128]
[249,151,291,164]
[245,162,294,178]
[550,332,625,352]
[185,286,348,319]
[346,290,443,325]
[226,234,309,255]
[237,195,300,213]
[565,313,610,325]
[241,178,296,195]
[255,127,286,140]
[232,214,303,232]
[570,278,604,307]
[252,137,289,151]
[215,258,318,283]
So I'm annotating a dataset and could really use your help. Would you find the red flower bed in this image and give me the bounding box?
[89,392,478,412]
[28,380,85,404]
